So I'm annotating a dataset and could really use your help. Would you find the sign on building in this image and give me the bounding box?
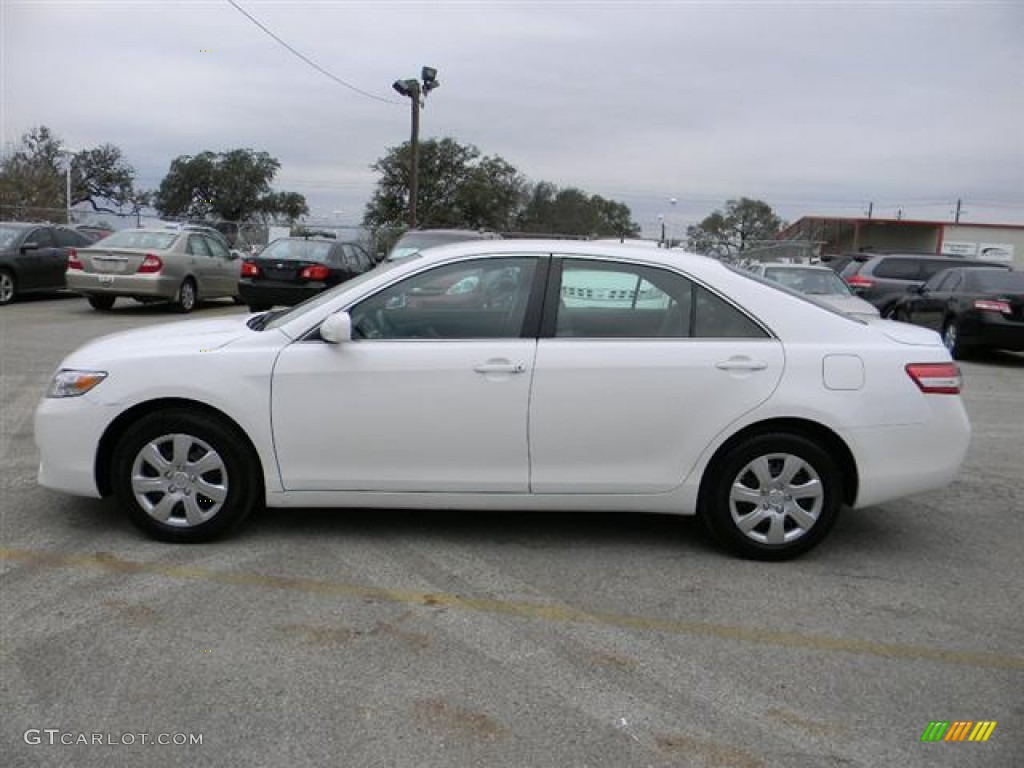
[978,243,1014,262]
[941,241,978,257]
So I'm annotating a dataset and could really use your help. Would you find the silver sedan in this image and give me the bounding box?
[67,228,242,312]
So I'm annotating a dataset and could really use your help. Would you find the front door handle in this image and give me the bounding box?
[715,358,767,372]
[473,361,526,374]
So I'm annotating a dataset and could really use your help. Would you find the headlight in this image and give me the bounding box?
[46,369,108,398]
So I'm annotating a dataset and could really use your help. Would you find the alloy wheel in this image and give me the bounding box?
[130,433,228,528]
[728,452,824,546]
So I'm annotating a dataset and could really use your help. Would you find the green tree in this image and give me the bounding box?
[363,137,640,238]
[686,197,784,259]
[515,182,640,238]
[154,149,308,225]
[0,125,146,220]
[363,138,527,230]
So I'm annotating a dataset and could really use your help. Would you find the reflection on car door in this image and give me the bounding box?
[271,256,543,492]
[529,258,785,494]
[913,271,960,331]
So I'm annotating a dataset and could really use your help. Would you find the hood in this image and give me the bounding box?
[872,319,945,347]
[64,314,255,366]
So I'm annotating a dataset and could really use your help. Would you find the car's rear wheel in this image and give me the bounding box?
[0,269,16,305]
[87,295,116,311]
[112,409,261,542]
[175,278,197,313]
[942,319,966,360]
[702,433,842,560]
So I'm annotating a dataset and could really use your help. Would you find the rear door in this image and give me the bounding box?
[202,234,238,296]
[912,270,961,330]
[528,257,784,494]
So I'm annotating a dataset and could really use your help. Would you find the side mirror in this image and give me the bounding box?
[909,285,924,294]
[320,312,352,344]
[228,249,243,261]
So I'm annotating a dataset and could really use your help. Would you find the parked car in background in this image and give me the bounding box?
[840,253,1009,316]
[747,263,879,319]
[384,229,503,263]
[818,253,860,274]
[67,227,241,312]
[238,236,374,311]
[0,222,93,305]
[889,267,1024,358]
[72,225,115,243]
[36,240,970,560]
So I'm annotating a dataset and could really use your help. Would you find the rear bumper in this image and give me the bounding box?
[237,280,325,307]
[67,271,178,299]
[841,395,971,508]
[959,313,1024,351]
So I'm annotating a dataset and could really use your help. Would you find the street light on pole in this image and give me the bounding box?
[59,148,78,224]
[392,66,439,229]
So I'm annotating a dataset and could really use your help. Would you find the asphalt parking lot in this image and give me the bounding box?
[2,293,1022,768]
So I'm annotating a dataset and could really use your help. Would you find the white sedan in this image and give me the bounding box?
[35,241,970,560]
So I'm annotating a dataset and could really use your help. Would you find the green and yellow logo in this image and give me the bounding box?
[921,721,997,742]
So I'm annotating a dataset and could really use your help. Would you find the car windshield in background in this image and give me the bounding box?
[387,232,486,261]
[97,230,178,250]
[967,270,1024,291]
[732,266,863,322]
[763,267,853,296]
[0,227,22,248]
[259,239,334,263]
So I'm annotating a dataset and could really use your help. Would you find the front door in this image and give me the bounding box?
[271,256,543,492]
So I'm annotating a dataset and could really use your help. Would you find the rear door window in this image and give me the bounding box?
[187,235,212,257]
[24,227,55,247]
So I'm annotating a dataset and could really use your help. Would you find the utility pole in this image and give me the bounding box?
[392,67,440,229]
[866,202,873,220]
[954,198,962,224]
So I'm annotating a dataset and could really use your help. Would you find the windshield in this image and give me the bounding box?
[96,230,178,250]
[259,239,335,264]
[0,227,23,248]
[260,261,403,331]
[763,267,853,296]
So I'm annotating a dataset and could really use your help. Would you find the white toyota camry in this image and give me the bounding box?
[35,241,970,559]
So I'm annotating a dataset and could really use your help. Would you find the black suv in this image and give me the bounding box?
[841,253,1010,316]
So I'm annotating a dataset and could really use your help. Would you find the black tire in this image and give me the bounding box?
[701,433,842,561]
[0,268,16,306]
[942,319,967,360]
[111,409,262,543]
[231,295,246,306]
[87,295,116,311]
[175,278,197,313]
[248,303,272,313]
[890,305,909,322]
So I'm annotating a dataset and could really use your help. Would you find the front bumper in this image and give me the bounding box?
[34,395,118,498]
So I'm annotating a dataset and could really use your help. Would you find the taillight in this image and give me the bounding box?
[137,254,163,274]
[67,249,82,270]
[846,274,874,289]
[973,299,1011,314]
[241,260,261,278]
[300,265,331,281]
[906,362,962,394]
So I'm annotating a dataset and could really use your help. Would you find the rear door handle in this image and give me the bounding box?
[473,361,526,374]
[715,358,767,372]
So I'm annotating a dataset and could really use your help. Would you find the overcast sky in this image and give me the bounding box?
[3,0,1022,237]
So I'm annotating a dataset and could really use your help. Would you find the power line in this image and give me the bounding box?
[226,0,400,106]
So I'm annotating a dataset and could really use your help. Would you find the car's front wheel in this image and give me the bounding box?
[0,269,16,305]
[111,409,261,542]
[702,433,842,560]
